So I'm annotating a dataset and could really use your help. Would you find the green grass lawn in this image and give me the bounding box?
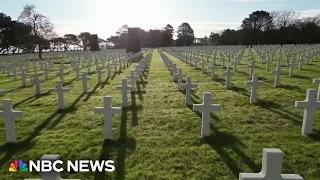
[0,49,319,180]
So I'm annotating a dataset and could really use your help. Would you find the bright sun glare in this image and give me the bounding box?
[95,0,168,31]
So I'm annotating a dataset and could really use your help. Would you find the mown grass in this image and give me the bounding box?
[0,48,319,180]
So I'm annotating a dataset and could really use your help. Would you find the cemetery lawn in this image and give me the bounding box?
[0,49,320,180]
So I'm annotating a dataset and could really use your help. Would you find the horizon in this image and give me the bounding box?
[0,0,320,40]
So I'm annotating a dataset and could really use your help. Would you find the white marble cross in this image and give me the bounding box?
[97,67,104,84]
[0,99,23,143]
[32,61,37,74]
[295,89,320,135]
[78,72,91,93]
[233,59,240,73]
[30,74,44,95]
[116,78,134,107]
[180,76,198,106]
[74,64,80,79]
[169,64,177,78]
[173,68,187,90]
[222,67,234,89]
[239,148,303,180]
[193,92,221,137]
[264,56,271,71]
[288,59,297,77]
[57,67,67,81]
[87,61,92,74]
[114,61,119,73]
[221,55,226,68]
[271,61,282,87]
[298,56,303,70]
[193,59,200,69]
[21,70,27,87]
[24,154,81,180]
[52,80,70,110]
[127,70,139,91]
[107,63,112,77]
[43,63,50,80]
[12,68,17,81]
[199,59,205,73]
[248,60,256,79]
[94,96,122,140]
[313,78,320,100]
[245,74,264,104]
[209,63,216,80]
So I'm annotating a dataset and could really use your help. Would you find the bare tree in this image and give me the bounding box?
[273,10,300,28]
[18,4,54,59]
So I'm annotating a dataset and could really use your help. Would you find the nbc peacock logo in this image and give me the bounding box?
[9,160,28,172]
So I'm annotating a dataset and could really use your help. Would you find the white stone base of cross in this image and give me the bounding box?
[239,148,303,180]
[24,154,81,180]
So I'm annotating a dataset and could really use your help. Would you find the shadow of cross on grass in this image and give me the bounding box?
[255,99,303,126]
[5,84,34,94]
[93,108,136,180]
[129,92,143,126]
[0,80,15,85]
[0,92,86,169]
[135,77,147,101]
[13,91,52,108]
[255,99,320,141]
[201,123,260,178]
[83,83,101,102]
[179,89,200,101]
[185,94,260,177]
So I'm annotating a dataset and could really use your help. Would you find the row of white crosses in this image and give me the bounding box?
[0,51,149,144]
[166,48,266,104]
[169,47,320,137]
[159,51,221,138]
[162,49,305,180]
[94,50,152,140]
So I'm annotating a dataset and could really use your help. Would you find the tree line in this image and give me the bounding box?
[1,4,320,58]
[207,10,320,45]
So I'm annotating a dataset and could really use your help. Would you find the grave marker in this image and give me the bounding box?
[295,89,320,135]
[222,67,234,89]
[94,96,122,140]
[116,78,134,107]
[312,78,320,100]
[173,68,187,90]
[239,148,303,180]
[30,74,44,95]
[51,80,70,110]
[245,74,264,104]
[193,92,221,137]
[0,99,23,143]
[78,72,91,93]
[180,76,198,106]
